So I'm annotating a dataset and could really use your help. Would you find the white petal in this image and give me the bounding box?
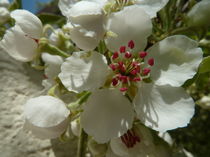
[42,53,63,80]
[1,25,38,62]
[134,83,195,132]
[24,96,70,139]
[81,89,134,143]
[106,147,122,157]
[65,1,105,50]
[135,0,169,18]
[70,24,104,50]
[0,7,10,23]
[68,1,102,18]
[71,119,80,137]
[59,51,109,93]
[105,5,152,52]
[11,9,42,39]
[148,35,203,87]
[58,0,79,16]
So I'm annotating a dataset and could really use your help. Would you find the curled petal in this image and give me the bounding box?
[105,5,152,52]
[147,35,203,87]
[81,89,134,143]
[42,53,63,80]
[134,83,195,132]
[58,0,79,16]
[59,51,109,93]
[24,96,70,139]
[1,25,38,62]
[62,1,106,50]
[10,9,43,39]
[135,0,169,18]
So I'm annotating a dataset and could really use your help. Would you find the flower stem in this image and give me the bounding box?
[77,129,88,157]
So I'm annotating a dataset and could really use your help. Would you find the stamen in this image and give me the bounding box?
[143,68,151,75]
[128,40,135,49]
[112,52,119,60]
[148,58,154,66]
[112,78,118,86]
[120,87,128,92]
[109,40,155,92]
[109,64,116,71]
[121,129,141,148]
[139,51,148,58]
[125,52,132,58]
[120,46,126,53]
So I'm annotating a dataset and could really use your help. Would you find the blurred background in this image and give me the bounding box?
[9,0,52,13]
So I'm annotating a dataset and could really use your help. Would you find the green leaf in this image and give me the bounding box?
[37,13,66,26]
[198,56,210,74]
[9,0,22,11]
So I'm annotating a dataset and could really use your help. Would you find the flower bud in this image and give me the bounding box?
[187,1,210,28]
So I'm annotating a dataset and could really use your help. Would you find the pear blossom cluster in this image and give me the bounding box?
[0,0,207,157]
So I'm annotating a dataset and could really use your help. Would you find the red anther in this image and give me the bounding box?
[139,51,148,58]
[121,136,129,148]
[130,69,138,75]
[132,62,138,67]
[119,75,127,82]
[118,62,126,72]
[128,40,135,49]
[125,52,132,58]
[148,58,154,66]
[120,87,128,92]
[120,46,126,53]
[109,64,116,71]
[112,78,118,86]
[112,52,119,59]
[135,136,141,143]
[143,68,151,75]
[133,77,141,82]
[118,61,124,67]
[136,65,141,73]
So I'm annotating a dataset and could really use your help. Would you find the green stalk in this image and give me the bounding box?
[77,129,88,157]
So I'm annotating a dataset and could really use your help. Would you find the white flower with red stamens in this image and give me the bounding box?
[58,0,106,50]
[58,4,202,144]
[41,53,64,89]
[0,9,43,62]
[24,96,70,139]
[106,124,171,157]
[59,35,202,143]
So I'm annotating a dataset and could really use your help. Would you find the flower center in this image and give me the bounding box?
[109,40,154,92]
[121,129,141,148]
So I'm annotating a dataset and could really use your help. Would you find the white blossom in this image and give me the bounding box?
[58,2,202,144]
[0,9,43,62]
[24,96,70,139]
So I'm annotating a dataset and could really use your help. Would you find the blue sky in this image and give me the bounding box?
[9,0,52,13]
